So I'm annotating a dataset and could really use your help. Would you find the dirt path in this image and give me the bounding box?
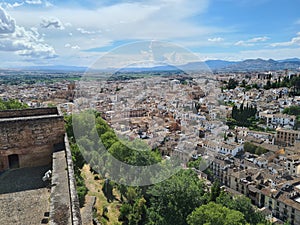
[81,164,122,225]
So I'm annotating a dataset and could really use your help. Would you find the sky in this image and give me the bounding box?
[0,0,300,67]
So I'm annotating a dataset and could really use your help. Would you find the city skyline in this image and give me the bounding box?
[0,0,300,67]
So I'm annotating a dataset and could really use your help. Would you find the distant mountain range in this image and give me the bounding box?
[212,58,300,72]
[16,65,88,72]
[9,58,300,72]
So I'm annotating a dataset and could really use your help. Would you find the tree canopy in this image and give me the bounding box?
[0,99,28,110]
[146,169,207,225]
[187,202,246,225]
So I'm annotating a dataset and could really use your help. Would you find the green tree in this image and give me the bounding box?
[217,192,265,225]
[210,180,221,202]
[241,80,247,87]
[233,196,265,225]
[128,198,147,225]
[283,105,300,116]
[119,203,132,223]
[244,142,256,154]
[187,157,202,170]
[244,142,268,156]
[146,169,207,225]
[227,78,238,89]
[101,131,118,149]
[187,202,246,225]
[0,99,28,110]
[290,76,300,95]
[230,104,257,127]
[102,179,114,202]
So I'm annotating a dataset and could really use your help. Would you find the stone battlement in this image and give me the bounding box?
[0,107,65,172]
[0,107,82,225]
[0,107,59,119]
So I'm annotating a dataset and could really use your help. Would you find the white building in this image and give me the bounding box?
[203,140,243,156]
[286,155,300,175]
[261,113,296,129]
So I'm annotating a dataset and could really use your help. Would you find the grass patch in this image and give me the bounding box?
[81,164,122,225]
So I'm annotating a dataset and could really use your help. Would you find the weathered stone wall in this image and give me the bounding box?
[64,135,82,225]
[49,135,82,225]
[0,109,65,171]
[0,107,58,118]
[50,146,72,225]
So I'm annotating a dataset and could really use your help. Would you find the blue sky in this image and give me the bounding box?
[0,0,300,67]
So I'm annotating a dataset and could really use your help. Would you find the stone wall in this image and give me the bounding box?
[64,135,82,225]
[49,135,82,225]
[0,108,65,171]
[0,107,58,118]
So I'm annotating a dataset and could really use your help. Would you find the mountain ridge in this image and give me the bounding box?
[6,58,300,72]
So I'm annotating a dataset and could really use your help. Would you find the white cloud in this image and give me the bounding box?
[0,2,24,9]
[64,22,72,27]
[44,1,53,7]
[208,37,224,42]
[65,43,80,50]
[0,0,53,9]
[0,6,16,33]
[235,36,269,46]
[71,45,80,50]
[40,17,65,30]
[248,36,269,42]
[3,0,227,65]
[270,32,300,47]
[234,40,254,47]
[77,27,96,35]
[10,0,214,41]
[12,2,24,8]
[24,0,52,7]
[0,7,56,59]
[25,0,42,5]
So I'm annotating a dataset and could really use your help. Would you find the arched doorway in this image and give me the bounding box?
[8,154,19,169]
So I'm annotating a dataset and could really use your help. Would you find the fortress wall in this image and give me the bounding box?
[49,135,82,225]
[64,135,82,225]
[0,108,83,224]
[0,107,59,118]
[0,145,53,170]
[0,109,65,171]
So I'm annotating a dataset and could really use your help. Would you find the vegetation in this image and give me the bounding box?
[227,103,257,128]
[227,78,239,89]
[283,105,300,116]
[65,110,273,225]
[187,202,246,225]
[244,142,268,155]
[187,157,202,170]
[216,192,266,225]
[283,105,300,129]
[65,116,88,207]
[0,73,81,85]
[146,169,207,225]
[262,76,300,96]
[0,99,28,110]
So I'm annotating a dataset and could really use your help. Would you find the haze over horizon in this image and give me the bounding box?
[0,0,300,68]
